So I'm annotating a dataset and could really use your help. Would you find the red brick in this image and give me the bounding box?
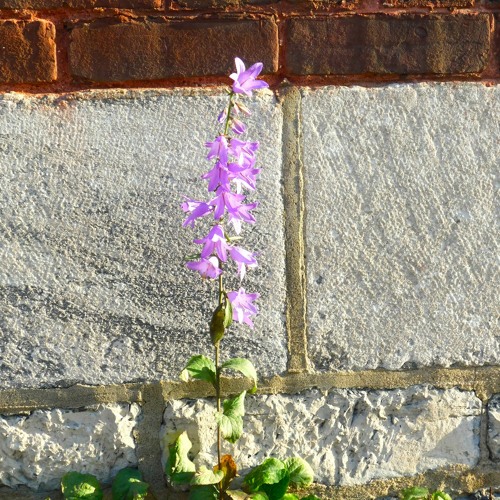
[0,0,161,8]
[285,15,491,76]
[0,20,56,84]
[383,0,473,6]
[69,17,278,82]
[173,0,274,9]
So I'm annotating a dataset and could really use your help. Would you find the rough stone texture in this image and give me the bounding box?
[0,20,56,84]
[0,404,140,490]
[488,395,500,461]
[69,17,278,82]
[0,0,160,7]
[303,83,500,372]
[161,386,481,486]
[0,89,286,388]
[285,15,491,75]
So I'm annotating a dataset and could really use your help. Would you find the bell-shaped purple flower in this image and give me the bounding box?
[186,256,222,279]
[181,197,213,227]
[227,287,260,327]
[229,246,258,280]
[230,58,269,97]
[194,225,231,262]
[206,136,228,165]
[202,161,230,192]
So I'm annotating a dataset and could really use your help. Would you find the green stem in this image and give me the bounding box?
[223,92,235,137]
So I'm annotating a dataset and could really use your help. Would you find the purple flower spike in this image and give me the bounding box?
[227,288,260,327]
[230,58,269,97]
[186,256,222,279]
[194,225,231,262]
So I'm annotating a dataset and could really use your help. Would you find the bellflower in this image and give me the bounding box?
[186,256,222,279]
[206,136,228,165]
[230,57,269,96]
[194,225,231,262]
[181,197,213,228]
[229,246,258,280]
[227,288,260,328]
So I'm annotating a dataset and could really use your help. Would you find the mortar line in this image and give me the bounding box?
[135,383,168,499]
[2,365,499,413]
[278,83,310,374]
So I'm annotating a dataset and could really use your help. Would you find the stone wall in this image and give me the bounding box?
[0,82,498,499]
[0,1,499,497]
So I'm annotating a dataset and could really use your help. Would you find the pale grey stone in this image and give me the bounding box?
[161,386,481,486]
[0,89,286,388]
[302,83,500,371]
[0,404,140,491]
[488,394,500,461]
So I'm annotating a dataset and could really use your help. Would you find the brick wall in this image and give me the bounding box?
[0,0,498,90]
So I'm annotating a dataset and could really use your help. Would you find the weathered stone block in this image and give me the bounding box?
[161,386,481,486]
[0,89,286,388]
[302,83,500,371]
[0,404,140,490]
[488,395,500,461]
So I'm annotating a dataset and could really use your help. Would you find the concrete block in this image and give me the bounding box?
[0,89,286,388]
[302,83,499,371]
[0,404,140,490]
[161,386,481,486]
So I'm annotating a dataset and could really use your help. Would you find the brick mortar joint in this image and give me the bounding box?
[1,366,500,413]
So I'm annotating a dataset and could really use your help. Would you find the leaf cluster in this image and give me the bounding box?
[60,468,149,500]
[400,487,452,500]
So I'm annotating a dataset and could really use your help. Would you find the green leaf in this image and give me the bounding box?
[61,472,103,500]
[189,485,219,500]
[249,494,269,500]
[210,304,226,345]
[191,466,225,486]
[221,358,258,394]
[224,295,233,329]
[401,487,429,500]
[223,391,246,417]
[243,458,287,493]
[260,472,290,500]
[180,355,216,385]
[216,413,243,444]
[165,431,196,485]
[284,457,314,487]
[281,494,299,500]
[216,391,246,443]
[112,468,148,500]
[431,492,452,500]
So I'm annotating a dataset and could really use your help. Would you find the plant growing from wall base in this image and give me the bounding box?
[166,58,318,500]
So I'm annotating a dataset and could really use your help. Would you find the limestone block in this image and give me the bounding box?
[0,404,140,490]
[488,394,500,461]
[0,89,286,388]
[161,386,481,486]
[302,83,499,371]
